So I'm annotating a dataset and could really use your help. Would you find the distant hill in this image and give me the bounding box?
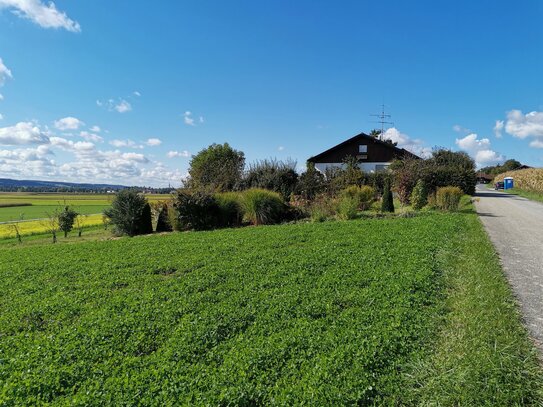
[0,178,128,192]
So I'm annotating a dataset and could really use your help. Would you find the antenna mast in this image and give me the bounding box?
[370,104,394,139]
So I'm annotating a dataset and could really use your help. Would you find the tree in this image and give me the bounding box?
[381,179,395,213]
[410,179,428,210]
[75,214,87,237]
[58,205,78,238]
[425,149,477,195]
[103,189,150,236]
[186,143,245,191]
[298,161,324,199]
[42,210,59,243]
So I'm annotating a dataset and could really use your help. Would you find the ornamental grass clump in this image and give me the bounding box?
[241,188,286,225]
[341,185,376,210]
[215,192,244,227]
[436,186,463,211]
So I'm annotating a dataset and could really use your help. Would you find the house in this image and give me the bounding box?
[307,132,419,173]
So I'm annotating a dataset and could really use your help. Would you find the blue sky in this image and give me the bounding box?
[0,0,542,186]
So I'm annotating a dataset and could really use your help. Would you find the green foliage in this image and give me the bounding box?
[480,159,522,177]
[322,157,364,196]
[174,189,221,230]
[381,179,395,213]
[243,159,299,200]
[138,203,153,235]
[57,205,78,238]
[342,185,376,211]
[215,192,244,227]
[103,189,150,237]
[410,180,428,211]
[186,143,245,191]
[391,150,476,200]
[338,195,359,220]
[309,194,337,222]
[297,161,324,199]
[241,188,286,225]
[2,214,540,404]
[436,186,463,211]
[151,202,173,233]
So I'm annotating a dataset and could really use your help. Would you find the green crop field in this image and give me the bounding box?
[0,211,541,404]
[0,193,170,223]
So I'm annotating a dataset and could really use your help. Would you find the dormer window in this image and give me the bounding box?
[359,145,368,153]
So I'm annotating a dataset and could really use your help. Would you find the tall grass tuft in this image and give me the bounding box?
[241,188,286,225]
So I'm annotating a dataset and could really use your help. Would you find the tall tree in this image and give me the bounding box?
[186,143,245,191]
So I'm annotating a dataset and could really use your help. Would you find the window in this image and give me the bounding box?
[375,164,389,172]
[359,145,368,153]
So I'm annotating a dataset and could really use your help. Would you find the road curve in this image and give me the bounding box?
[475,185,543,348]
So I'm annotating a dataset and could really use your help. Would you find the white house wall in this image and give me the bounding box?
[314,162,391,173]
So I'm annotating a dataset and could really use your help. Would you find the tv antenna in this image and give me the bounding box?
[370,104,394,139]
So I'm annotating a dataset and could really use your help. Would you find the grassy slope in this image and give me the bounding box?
[0,212,541,405]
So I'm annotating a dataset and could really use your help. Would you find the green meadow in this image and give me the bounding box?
[1,209,541,405]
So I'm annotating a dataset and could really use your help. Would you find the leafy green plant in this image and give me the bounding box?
[103,189,150,237]
[309,194,337,222]
[174,189,221,230]
[410,180,428,211]
[243,159,299,200]
[342,185,375,210]
[436,186,463,211]
[381,179,395,213]
[241,188,286,225]
[338,195,359,220]
[215,192,244,227]
[58,205,78,238]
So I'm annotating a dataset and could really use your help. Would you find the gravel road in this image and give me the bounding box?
[475,184,543,348]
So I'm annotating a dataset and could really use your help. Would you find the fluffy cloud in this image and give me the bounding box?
[504,110,543,139]
[89,125,101,132]
[109,139,143,149]
[114,99,132,113]
[0,145,56,177]
[183,111,195,126]
[133,91,141,97]
[54,116,84,131]
[455,133,504,167]
[79,131,103,143]
[0,121,50,145]
[453,124,471,134]
[167,150,190,158]
[380,127,432,158]
[0,58,12,86]
[493,120,504,138]
[0,0,80,32]
[145,138,162,146]
[50,136,94,152]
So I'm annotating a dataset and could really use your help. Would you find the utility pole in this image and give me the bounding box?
[370,104,394,140]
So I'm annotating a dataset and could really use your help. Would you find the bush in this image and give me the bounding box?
[342,185,375,210]
[410,180,428,210]
[309,194,337,222]
[150,202,173,233]
[338,196,359,220]
[436,186,463,211]
[103,189,150,237]
[243,159,299,200]
[215,192,244,227]
[241,188,286,225]
[297,161,324,199]
[58,205,78,238]
[381,179,395,213]
[174,190,221,230]
[138,203,153,234]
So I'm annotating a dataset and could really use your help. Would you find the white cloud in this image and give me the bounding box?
[0,94,3,100]
[133,91,141,97]
[0,58,12,86]
[0,114,3,120]
[167,150,190,158]
[50,136,94,152]
[199,116,204,124]
[493,120,504,138]
[529,139,543,149]
[278,146,285,151]
[114,99,132,113]
[54,116,84,131]
[455,133,504,167]
[96,100,103,107]
[183,111,195,126]
[0,0,80,32]
[504,109,543,139]
[145,138,162,146]
[0,145,56,177]
[380,127,432,158]
[79,131,103,143]
[109,139,143,149]
[89,125,101,133]
[0,121,50,145]
[453,124,470,134]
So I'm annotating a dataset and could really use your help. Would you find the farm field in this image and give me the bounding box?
[0,193,170,223]
[1,211,541,404]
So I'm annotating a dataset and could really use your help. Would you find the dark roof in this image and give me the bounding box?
[307,132,420,162]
